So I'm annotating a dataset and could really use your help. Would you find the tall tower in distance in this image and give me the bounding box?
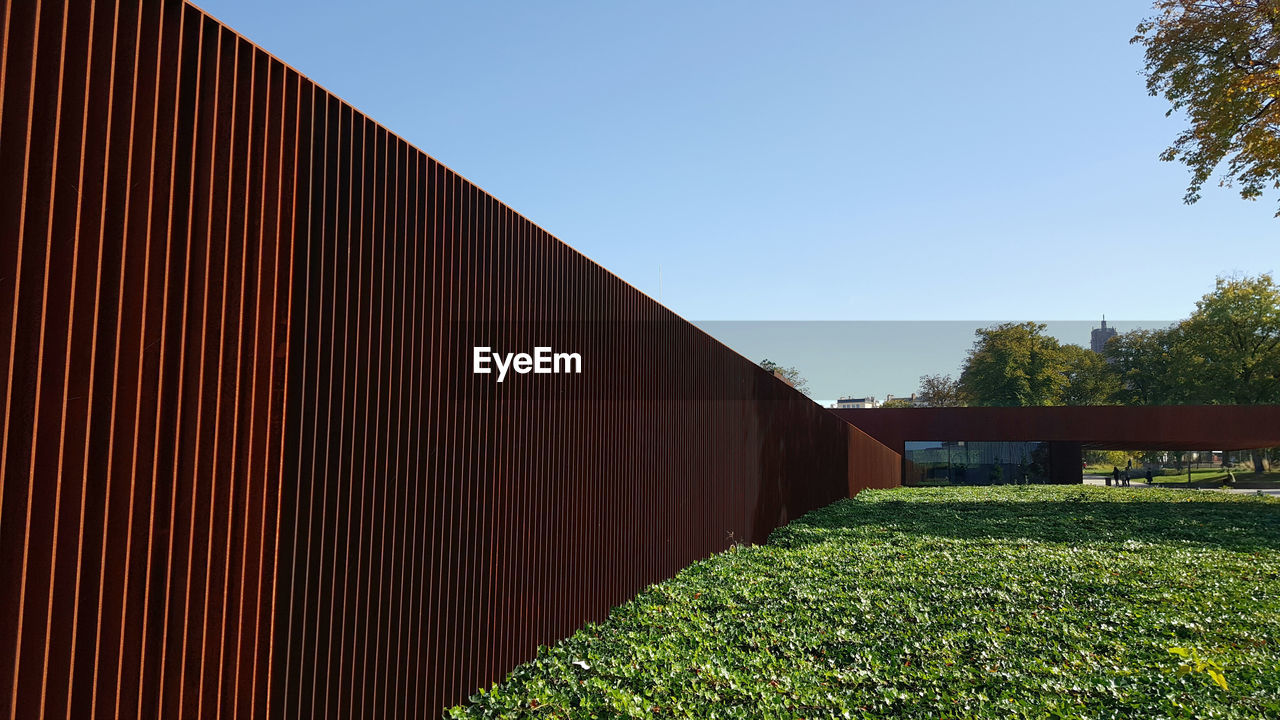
[1091,315,1118,353]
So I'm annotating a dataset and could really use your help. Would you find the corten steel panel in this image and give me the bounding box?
[847,424,902,495]
[833,405,1280,453]
[0,1,902,717]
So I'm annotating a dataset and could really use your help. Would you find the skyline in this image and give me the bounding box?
[695,318,1168,407]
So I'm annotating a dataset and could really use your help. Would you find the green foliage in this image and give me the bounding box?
[450,486,1280,719]
[1168,647,1230,691]
[959,323,1118,406]
[1180,274,1280,404]
[917,373,967,407]
[1105,326,1197,405]
[1107,274,1280,407]
[759,358,810,397]
[1132,1,1280,215]
[947,275,1279,410]
[959,322,1070,406]
[1059,344,1122,406]
[1084,450,1137,468]
[1138,450,1165,466]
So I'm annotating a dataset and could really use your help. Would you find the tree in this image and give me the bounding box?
[1060,344,1122,406]
[1133,1,1280,215]
[1105,274,1280,471]
[879,398,916,409]
[1180,273,1280,405]
[958,322,1069,406]
[1105,325,1200,405]
[759,358,810,396]
[917,373,966,407]
[1085,449,1138,468]
[1107,277,1280,406]
[1181,274,1280,470]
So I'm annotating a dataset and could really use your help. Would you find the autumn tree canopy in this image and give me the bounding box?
[1133,1,1280,214]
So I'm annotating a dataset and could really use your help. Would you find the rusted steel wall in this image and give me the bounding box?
[832,405,1280,452]
[848,424,903,493]
[0,1,898,717]
[0,2,295,717]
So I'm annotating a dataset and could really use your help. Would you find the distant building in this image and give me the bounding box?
[884,393,926,408]
[835,396,877,409]
[1090,316,1117,353]
[834,393,926,408]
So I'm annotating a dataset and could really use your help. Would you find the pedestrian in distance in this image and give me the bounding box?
[1111,466,1120,487]
[1145,468,1153,485]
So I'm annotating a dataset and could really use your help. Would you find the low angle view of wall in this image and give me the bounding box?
[0,1,901,717]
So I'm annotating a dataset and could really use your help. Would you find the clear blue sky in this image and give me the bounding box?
[198,0,1274,326]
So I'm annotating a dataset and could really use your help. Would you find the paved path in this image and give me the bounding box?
[1083,474,1280,498]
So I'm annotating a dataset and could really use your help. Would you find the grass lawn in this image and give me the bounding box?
[1148,469,1231,486]
[1083,464,1128,475]
[1152,470,1280,489]
[449,486,1280,719]
[1086,466,1219,480]
[1231,474,1280,490]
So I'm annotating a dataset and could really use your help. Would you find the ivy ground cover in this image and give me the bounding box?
[449,486,1280,719]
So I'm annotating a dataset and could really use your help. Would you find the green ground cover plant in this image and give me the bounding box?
[449,486,1280,719]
